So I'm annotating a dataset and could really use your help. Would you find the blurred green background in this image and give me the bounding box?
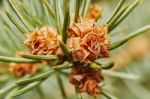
[99,0,150,99]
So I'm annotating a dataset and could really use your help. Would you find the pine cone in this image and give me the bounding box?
[67,18,110,63]
[9,63,37,77]
[24,26,63,56]
[69,65,104,96]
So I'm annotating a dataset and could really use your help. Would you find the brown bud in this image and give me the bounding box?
[24,26,63,56]
[67,18,110,63]
[69,65,104,96]
[86,4,102,21]
[9,63,37,77]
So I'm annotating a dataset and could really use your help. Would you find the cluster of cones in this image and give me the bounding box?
[10,4,110,96]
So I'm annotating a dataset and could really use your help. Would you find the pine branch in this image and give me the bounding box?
[59,41,72,61]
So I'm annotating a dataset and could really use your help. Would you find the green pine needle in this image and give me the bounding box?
[54,0,62,34]
[0,56,38,63]
[8,0,34,32]
[110,25,150,50]
[62,0,70,43]
[82,0,91,17]
[56,72,67,99]
[16,71,54,85]
[109,0,142,31]
[107,0,126,24]
[94,58,114,69]
[13,81,42,97]
[108,4,130,30]
[16,62,72,85]
[75,0,81,22]
[102,91,118,99]
[5,10,27,33]
[43,0,55,19]
[18,1,43,26]
[0,84,17,97]
[20,54,59,60]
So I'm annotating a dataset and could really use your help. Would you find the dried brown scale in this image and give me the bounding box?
[67,18,110,63]
[24,26,63,56]
[69,66,104,96]
[9,63,37,77]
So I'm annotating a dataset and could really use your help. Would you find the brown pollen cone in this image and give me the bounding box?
[69,66,104,96]
[9,63,37,77]
[86,4,102,21]
[67,18,110,63]
[24,26,63,56]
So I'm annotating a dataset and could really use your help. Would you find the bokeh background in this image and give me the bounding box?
[0,0,150,99]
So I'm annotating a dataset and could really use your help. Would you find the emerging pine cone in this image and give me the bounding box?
[69,65,104,96]
[86,4,102,20]
[67,18,110,63]
[24,26,63,56]
[9,63,37,77]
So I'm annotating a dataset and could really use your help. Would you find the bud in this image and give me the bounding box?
[86,4,102,21]
[69,65,104,96]
[9,63,37,77]
[67,18,110,63]
[24,26,63,56]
